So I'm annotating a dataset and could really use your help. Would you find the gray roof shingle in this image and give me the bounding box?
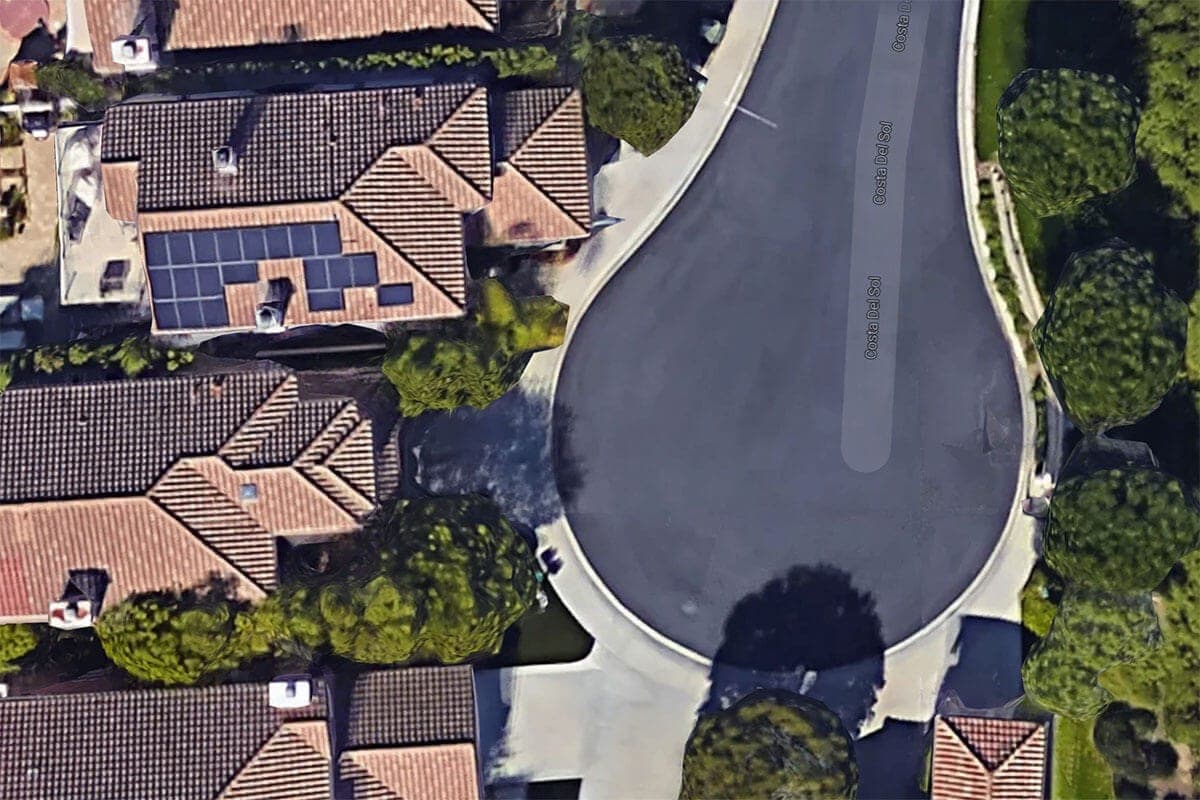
[101,85,479,212]
[0,682,328,800]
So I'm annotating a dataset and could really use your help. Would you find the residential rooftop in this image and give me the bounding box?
[931,715,1048,800]
[97,84,590,335]
[0,369,398,625]
[82,0,500,74]
[0,665,479,800]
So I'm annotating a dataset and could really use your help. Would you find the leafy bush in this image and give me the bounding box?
[36,60,110,109]
[1102,548,1200,755]
[483,46,558,79]
[1033,241,1187,432]
[1022,586,1160,719]
[277,495,538,665]
[680,689,858,800]
[382,280,567,416]
[1128,0,1200,222]
[95,585,248,685]
[0,337,195,395]
[1093,703,1178,783]
[998,68,1139,217]
[0,624,37,674]
[1021,562,1064,638]
[1043,465,1200,592]
[577,35,699,155]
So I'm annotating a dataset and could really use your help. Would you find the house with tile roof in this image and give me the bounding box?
[931,715,1049,799]
[80,0,501,74]
[0,665,480,800]
[96,83,591,336]
[0,369,398,627]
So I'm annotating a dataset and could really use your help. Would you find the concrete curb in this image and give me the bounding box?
[522,0,781,674]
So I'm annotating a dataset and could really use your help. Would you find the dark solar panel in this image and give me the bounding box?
[377,283,414,306]
[145,222,367,328]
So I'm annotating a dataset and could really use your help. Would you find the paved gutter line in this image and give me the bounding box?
[525,0,782,674]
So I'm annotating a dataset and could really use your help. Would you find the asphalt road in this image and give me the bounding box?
[553,0,1022,659]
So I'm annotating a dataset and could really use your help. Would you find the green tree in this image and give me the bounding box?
[1092,703,1178,783]
[1022,586,1161,719]
[95,586,247,685]
[391,495,539,662]
[1033,241,1188,432]
[0,624,37,674]
[36,60,110,109]
[1043,465,1200,592]
[680,689,858,800]
[575,35,699,155]
[382,280,567,417]
[1102,548,1200,755]
[998,68,1140,217]
[1127,0,1200,222]
[279,495,538,665]
[483,46,558,79]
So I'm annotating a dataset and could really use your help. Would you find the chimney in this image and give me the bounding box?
[212,146,238,175]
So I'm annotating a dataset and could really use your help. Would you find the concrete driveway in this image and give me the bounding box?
[553,0,1021,661]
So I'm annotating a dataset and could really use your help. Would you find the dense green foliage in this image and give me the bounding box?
[679,689,858,800]
[1022,586,1160,719]
[36,60,110,109]
[1102,548,1200,756]
[1043,466,1200,592]
[1021,562,1064,638]
[282,495,539,665]
[576,35,698,155]
[1128,0,1200,222]
[0,337,194,395]
[1033,242,1187,432]
[998,69,1139,217]
[382,280,567,416]
[0,624,37,674]
[1092,703,1178,784]
[95,587,246,685]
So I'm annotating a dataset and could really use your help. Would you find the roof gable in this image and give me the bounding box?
[931,716,1047,800]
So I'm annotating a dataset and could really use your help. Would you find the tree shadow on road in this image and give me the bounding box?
[703,564,886,738]
[408,390,585,531]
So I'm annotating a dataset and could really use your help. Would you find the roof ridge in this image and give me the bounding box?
[506,87,574,158]
[219,375,301,465]
[944,717,1038,771]
[506,162,589,236]
[216,720,331,800]
[337,198,465,308]
[323,418,378,502]
[463,0,499,28]
[149,460,277,592]
[298,463,374,518]
[399,144,488,212]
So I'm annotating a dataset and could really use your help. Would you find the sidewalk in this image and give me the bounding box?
[480,2,780,797]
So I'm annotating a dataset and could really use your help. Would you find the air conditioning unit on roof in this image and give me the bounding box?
[111,36,157,72]
[269,676,312,709]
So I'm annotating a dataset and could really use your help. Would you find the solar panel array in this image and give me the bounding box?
[144,222,407,328]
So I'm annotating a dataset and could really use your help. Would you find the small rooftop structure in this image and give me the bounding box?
[931,715,1048,800]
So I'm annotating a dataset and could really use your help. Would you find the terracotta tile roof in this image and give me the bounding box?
[339,743,480,800]
[484,88,591,244]
[931,716,1048,800]
[346,665,477,748]
[84,0,499,74]
[0,680,329,800]
[0,370,392,621]
[101,86,480,212]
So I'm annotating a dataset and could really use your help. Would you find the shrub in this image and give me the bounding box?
[1033,241,1187,432]
[680,689,858,800]
[36,60,110,109]
[382,280,566,416]
[0,624,37,674]
[577,36,699,155]
[998,68,1139,217]
[1043,465,1200,592]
